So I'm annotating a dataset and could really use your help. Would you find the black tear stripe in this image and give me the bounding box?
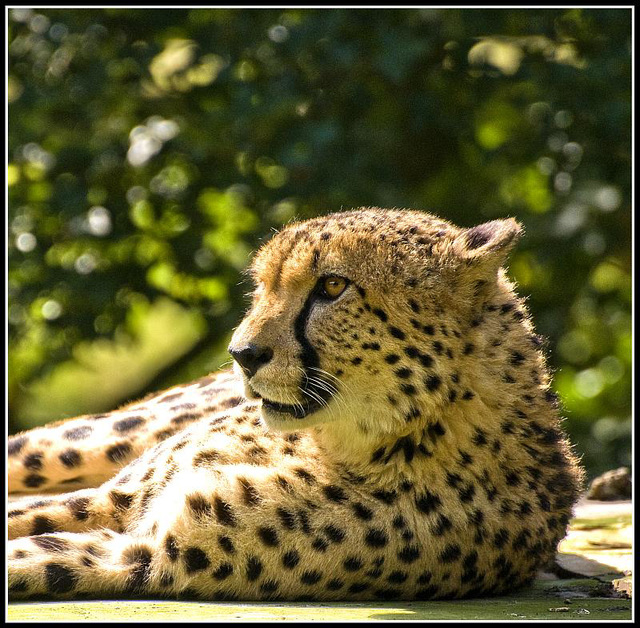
[292,290,334,417]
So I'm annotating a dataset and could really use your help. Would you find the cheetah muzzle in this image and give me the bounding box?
[8,207,584,602]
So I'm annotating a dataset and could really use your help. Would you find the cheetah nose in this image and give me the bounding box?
[228,343,274,378]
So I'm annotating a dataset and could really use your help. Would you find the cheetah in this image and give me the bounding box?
[8,207,584,601]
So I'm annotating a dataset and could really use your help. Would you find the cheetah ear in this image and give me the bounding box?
[454,218,523,270]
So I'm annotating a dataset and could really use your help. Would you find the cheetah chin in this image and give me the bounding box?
[8,207,584,602]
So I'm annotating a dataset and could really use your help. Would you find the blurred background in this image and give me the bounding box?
[8,8,631,480]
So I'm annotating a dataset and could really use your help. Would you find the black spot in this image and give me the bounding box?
[348,582,369,594]
[184,547,210,573]
[277,507,297,530]
[415,490,441,514]
[278,550,300,572]
[372,308,388,322]
[366,567,384,578]
[423,324,435,335]
[45,563,77,594]
[384,354,400,365]
[188,494,212,519]
[63,425,93,441]
[398,545,421,563]
[124,547,153,592]
[59,449,82,468]
[24,473,46,488]
[194,450,221,467]
[387,571,408,584]
[394,367,413,379]
[462,390,475,400]
[165,535,179,561]
[300,570,322,585]
[110,490,133,510]
[323,485,348,503]
[365,528,388,548]
[538,493,552,511]
[257,526,279,547]
[505,471,521,486]
[66,496,90,521]
[374,588,401,600]
[8,435,27,456]
[401,383,417,396]
[324,525,346,543]
[298,509,312,534]
[431,514,453,536]
[389,326,406,340]
[494,528,510,548]
[213,562,233,580]
[458,483,476,502]
[113,416,145,433]
[32,535,70,552]
[326,578,344,590]
[214,497,236,526]
[372,489,397,505]
[24,452,43,471]
[458,450,473,465]
[260,579,280,596]
[343,557,363,571]
[32,516,56,535]
[246,556,263,581]
[370,447,386,463]
[352,502,374,521]
[238,478,261,507]
[439,543,462,563]
[417,570,433,584]
[463,343,475,355]
[293,468,317,484]
[501,420,515,434]
[518,501,533,516]
[389,516,405,530]
[427,421,446,441]
[9,579,29,593]
[425,375,441,391]
[312,537,329,552]
[106,442,132,463]
[510,351,525,366]
[160,392,183,403]
[218,535,235,554]
[472,428,488,446]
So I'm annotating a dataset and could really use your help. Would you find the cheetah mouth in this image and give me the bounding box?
[261,397,324,419]
[247,376,336,420]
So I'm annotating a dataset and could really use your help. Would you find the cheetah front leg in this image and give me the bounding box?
[8,529,166,600]
[8,369,244,495]
[8,488,120,541]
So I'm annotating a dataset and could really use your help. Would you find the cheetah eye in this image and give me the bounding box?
[317,276,349,300]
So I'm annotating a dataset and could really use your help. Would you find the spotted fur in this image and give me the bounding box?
[8,208,583,601]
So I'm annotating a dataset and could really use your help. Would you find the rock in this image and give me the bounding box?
[587,467,631,501]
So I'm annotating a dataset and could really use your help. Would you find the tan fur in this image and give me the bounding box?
[8,208,583,601]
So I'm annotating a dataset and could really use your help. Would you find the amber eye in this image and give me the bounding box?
[319,276,349,300]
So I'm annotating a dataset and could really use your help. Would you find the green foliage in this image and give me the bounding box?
[8,8,631,477]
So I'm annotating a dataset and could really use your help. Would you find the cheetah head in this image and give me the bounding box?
[229,208,522,433]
